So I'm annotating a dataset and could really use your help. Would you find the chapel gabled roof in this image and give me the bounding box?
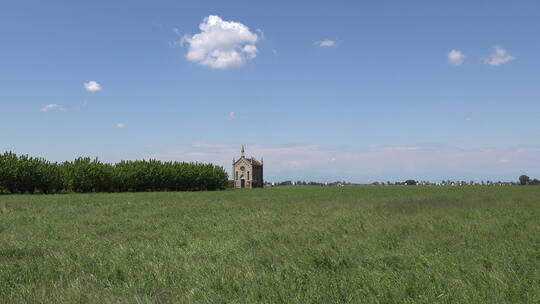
[233,146,262,166]
[249,157,262,166]
[234,156,262,166]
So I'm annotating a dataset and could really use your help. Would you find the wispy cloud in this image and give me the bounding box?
[146,143,540,182]
[41,104,65,112]
[116,123,126,129]
[448,49,465,65]
[84,81,102,92]
[256,29,265,40]
[483,45,515,66]
[192,142,232,149]
[316,40,336,47]
[167,28,183,47]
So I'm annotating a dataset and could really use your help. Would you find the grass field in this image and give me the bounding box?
[1,186,539,303]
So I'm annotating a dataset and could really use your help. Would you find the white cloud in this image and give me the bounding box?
[448,49,465,65]
[229,111,236,120]
[41,104,65,112]
[182,15,259,69]
[84,81,102,92]
[256,29,265,40]
[146,143,540,182]
[116,123,126,129]
[316,40,336,47]
[168,28,183,47]
[192,142,231,149]
[483,45,515,66]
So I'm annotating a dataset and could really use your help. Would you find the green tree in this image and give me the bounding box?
[405,179,417,186]
[519,175,530,185]
[529,179,540,185]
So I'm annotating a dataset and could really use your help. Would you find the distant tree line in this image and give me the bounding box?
[519,175,540,186]
[271,178,537,187]
[375,180,530,186]
[269,180,349,187]
[0,152,229,194]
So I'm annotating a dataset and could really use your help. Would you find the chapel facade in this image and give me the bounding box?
[232,146,263,189]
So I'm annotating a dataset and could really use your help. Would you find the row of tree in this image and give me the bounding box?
[270,181,350,187]
[272,179,535,187]
[518,175,540,185]
[376,180,533,186]
[0,152,229,194]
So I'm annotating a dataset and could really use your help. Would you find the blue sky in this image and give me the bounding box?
[1,0,540,182]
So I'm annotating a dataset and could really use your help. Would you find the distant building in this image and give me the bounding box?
[232,146,263,189]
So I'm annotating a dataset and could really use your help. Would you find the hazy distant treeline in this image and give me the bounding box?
[0,152,229,194]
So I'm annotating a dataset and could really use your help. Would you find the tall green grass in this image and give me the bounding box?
[0,186,539,303]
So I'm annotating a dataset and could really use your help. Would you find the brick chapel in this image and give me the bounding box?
[232,146,263,189]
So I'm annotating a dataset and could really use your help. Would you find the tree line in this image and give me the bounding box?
[0,152,229,194]
[519,175,540,185]
[270,181,350,187]
[271,179,538,187]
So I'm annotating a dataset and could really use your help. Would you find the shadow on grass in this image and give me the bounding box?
[0,247,47,261]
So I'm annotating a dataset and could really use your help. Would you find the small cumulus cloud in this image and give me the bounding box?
[84,81,102,92]
[182,15,259,69]
[41,104,65,112]
[483,45,515,66]
[116,123,126,129]
[316,40,336,47]
[448,49,465,65]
